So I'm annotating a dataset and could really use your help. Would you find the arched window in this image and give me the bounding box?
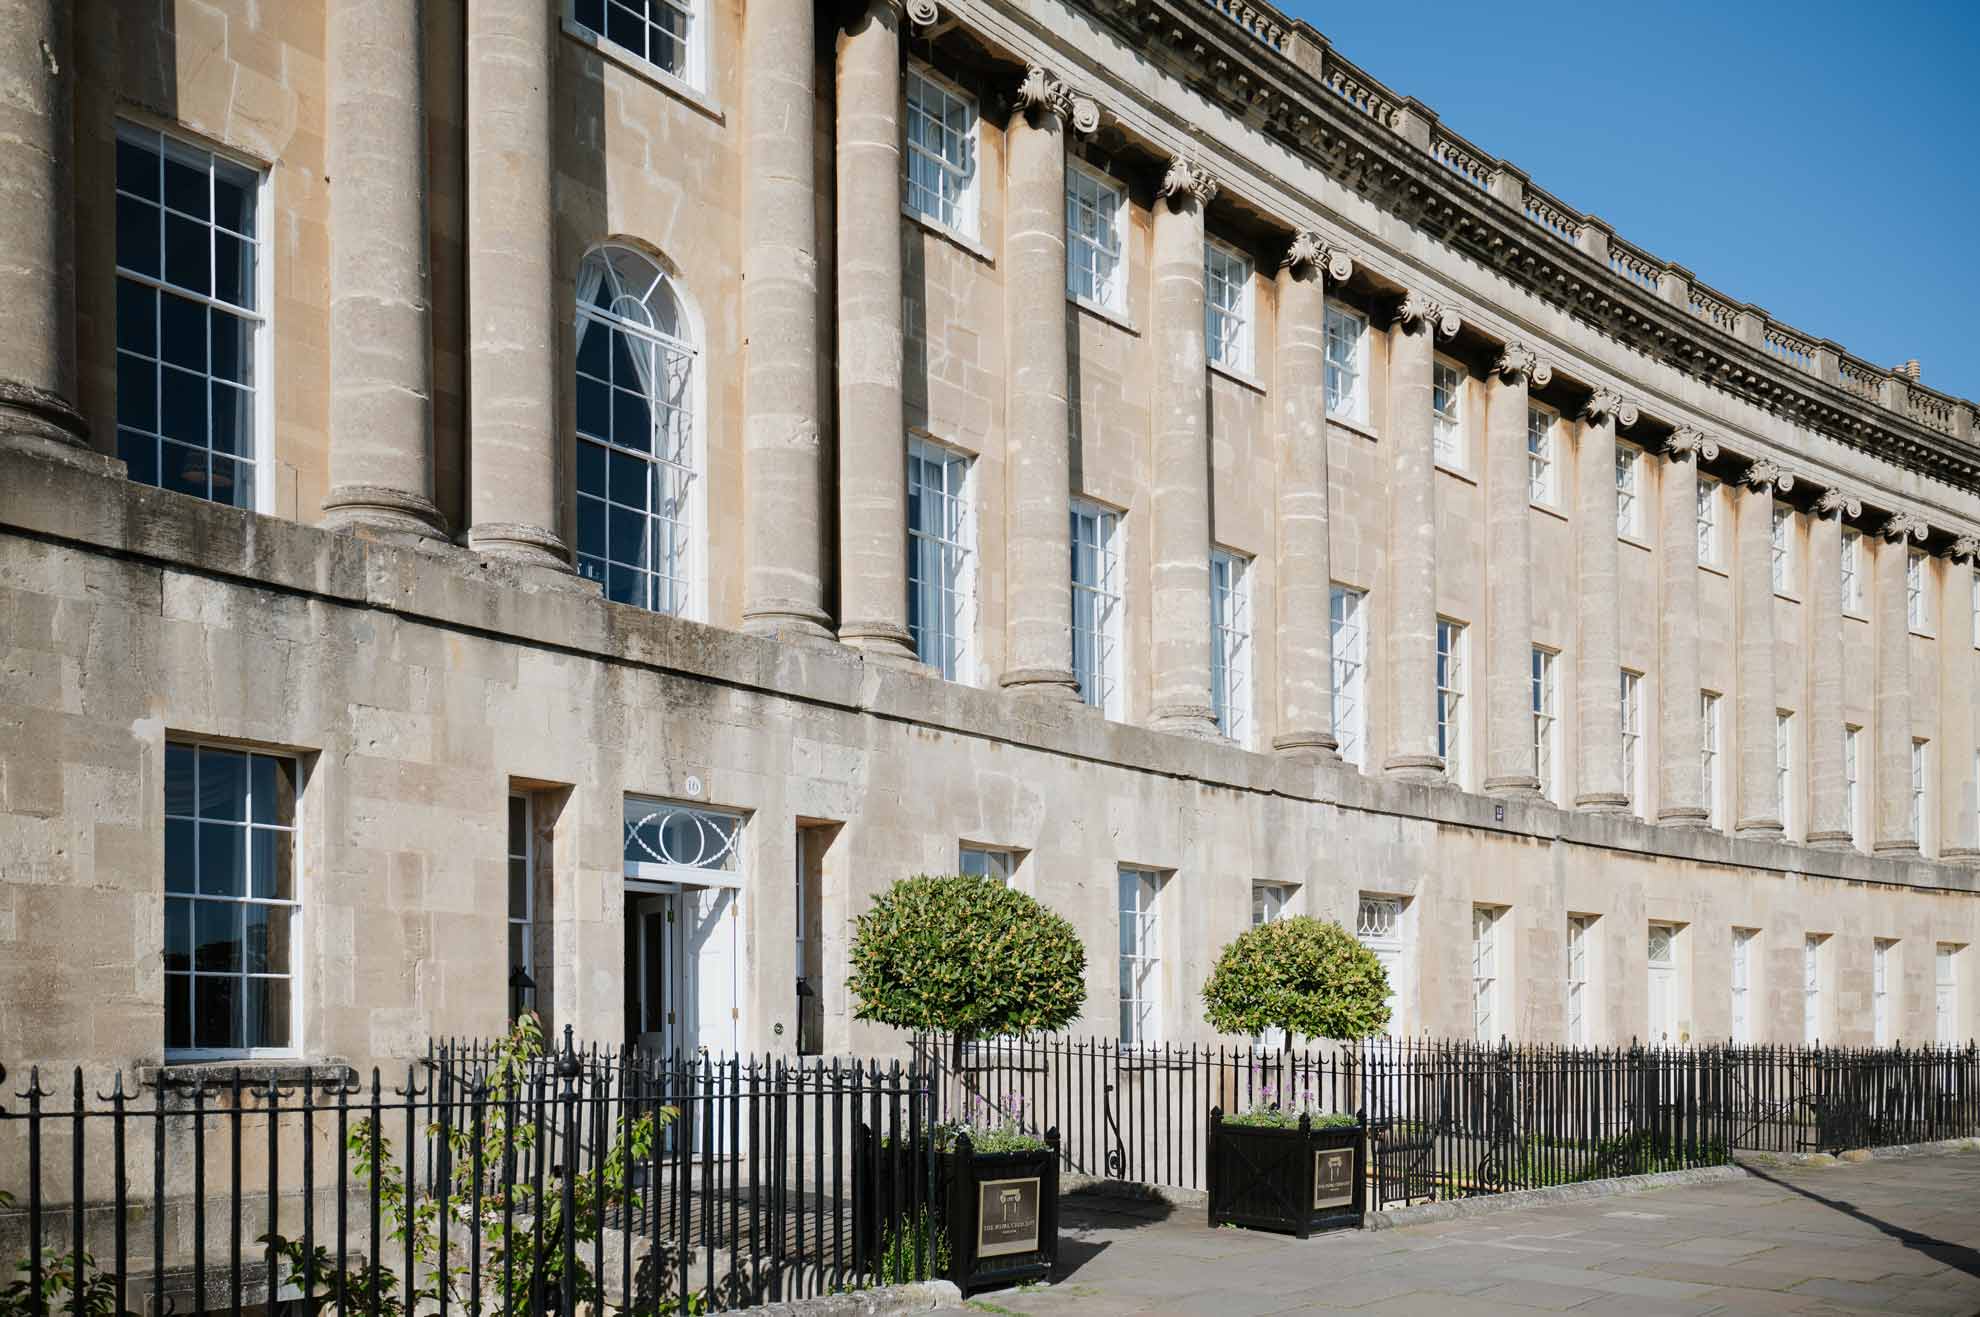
[574,245,699,616]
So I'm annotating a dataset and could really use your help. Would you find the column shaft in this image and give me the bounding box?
[1271,237,1345,757]
[833,0,913,659]
[1657,437,1709,824]
[1148,162,1216,735]
[1946,547,1980,859]
[0,0,88,454]
[466,0,567,568]
[323,0,445,540]
[999,79,1078,697]
[1483,352,1541,795]
[1382,297,1450,779]
[1874,517,1924,853]
[1735,472,1784,836]
[1575,400,1628,810]
[741,0,831,637]
[1806,495,1852,845]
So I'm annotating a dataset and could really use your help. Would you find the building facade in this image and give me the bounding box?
[3,0,1980,1074]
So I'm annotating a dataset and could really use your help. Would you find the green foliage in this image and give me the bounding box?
[262,1013,697,1315]
[1221,1108,1359,1131]
[1200,916,1391,1041]
[847,876,1086,1042]
[930,1092,1048,1153]
[0,1252,135,1317]
[874,1208,951,1286]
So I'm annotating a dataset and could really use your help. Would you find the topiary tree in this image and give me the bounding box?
[847,874,1086,1044]
[1201,916,1391,1041]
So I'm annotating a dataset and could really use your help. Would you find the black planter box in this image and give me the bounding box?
[855,1125,1059,1296]
[1206,1107,1366,1236]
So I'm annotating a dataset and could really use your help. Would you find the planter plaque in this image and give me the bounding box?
[976,1175,1041,1257]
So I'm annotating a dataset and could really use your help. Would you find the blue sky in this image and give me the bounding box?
[1279,1,1980,402]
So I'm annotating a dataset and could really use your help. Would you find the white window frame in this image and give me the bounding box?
[1907,547,1930,632]
[1210,549,1253,745]
[1472,905,1504,1043]
[1972,572,1979,649]
[1647,922,1679,1044]
[567,0,705,94]
[1204,240,1253,374]
[1939,943,1961,1045]
[1771,505,1795,595]
[958,845,1017,884]
[1331,585,1368,769]
[1615,444,1643,539]
[1070,499,1125,718]
[1620,670,1644,812]
[114,121,274,513]
[1804,934,1826,1046]
[1776,711,1796,838]
[1358,895,1409,1037]
[574,244,706,620]
[1840,528,1863,614]
[907,436,976,682]
[1912,738,1931,851]
[164,741,302,1061]
[1251,883,1291,926]
[1696,476,1722,567]
[1730,928,1756,1045]
[1845,725,1864,849]
[1873,938,1895,1046]
[1533,648,1561,803]
[903,64,979,238]
[1527,404,1558,505]
[1702,692,1723,830]
[1432,355,1466,470]
[1118,867,1163,1047]
[1437,619,1468,785]
[1566,914,1595,1046]
[1066,162,1128,313]
[509,793,534,1007]
[1324,303,1369,424]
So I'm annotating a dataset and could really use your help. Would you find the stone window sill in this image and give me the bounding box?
[1910,627,1935,640]
[1701,562,1730,579]
[1208,359,1264,393]
[1070,295,1138,336]
[1434,460,1476,487]
[138,1057,357,1090]
[1620,533,1652,552]
[1531,500,1569,522]
[902,205,993,266]
[1774,589,1801,604]
[1329,413,1378,444]
[1844,608,1870,623]
[560,18,725,124]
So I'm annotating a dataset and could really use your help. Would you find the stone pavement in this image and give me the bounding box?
[940,1149,1980,1315]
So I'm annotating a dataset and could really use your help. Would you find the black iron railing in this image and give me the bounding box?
[0,1031,934,1315]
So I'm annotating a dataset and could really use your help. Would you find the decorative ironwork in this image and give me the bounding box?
[623,797,742,870]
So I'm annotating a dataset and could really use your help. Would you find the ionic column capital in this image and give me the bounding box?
[903,0,940,24]
[1579,387,1639,428]
[1665,426,1719,463]
[1014,63,1099,133]
[1281,230,1353,282]
[1952,533,1980,563]
[1882,511,1929,544]
[1814,486,1863,520]
[1741,457,1795,493]
[1393,290,1460,338]
[1157,155,1219,209]
[1490,342,1552,388]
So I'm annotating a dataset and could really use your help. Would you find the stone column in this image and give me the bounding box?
[1271,233,1352,758]
[1734,459,1793,838]
[1383,293,1460,780]
[0,0,89,459]
[1657,427,1717,825]
[1874,512,1929,853]
[999,65,1086,699]
[832,0,915,660]
[465,0,568,570]
[1148,156,1219,736]
[1574,389,1636,811]
[739,0,832,638]
[1806,487,1860,847]
[1947,536,1980,861]
[1483,343,1549,796]
[322,0,446,541]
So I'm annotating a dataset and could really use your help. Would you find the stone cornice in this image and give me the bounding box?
[1062,0,1980,498]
